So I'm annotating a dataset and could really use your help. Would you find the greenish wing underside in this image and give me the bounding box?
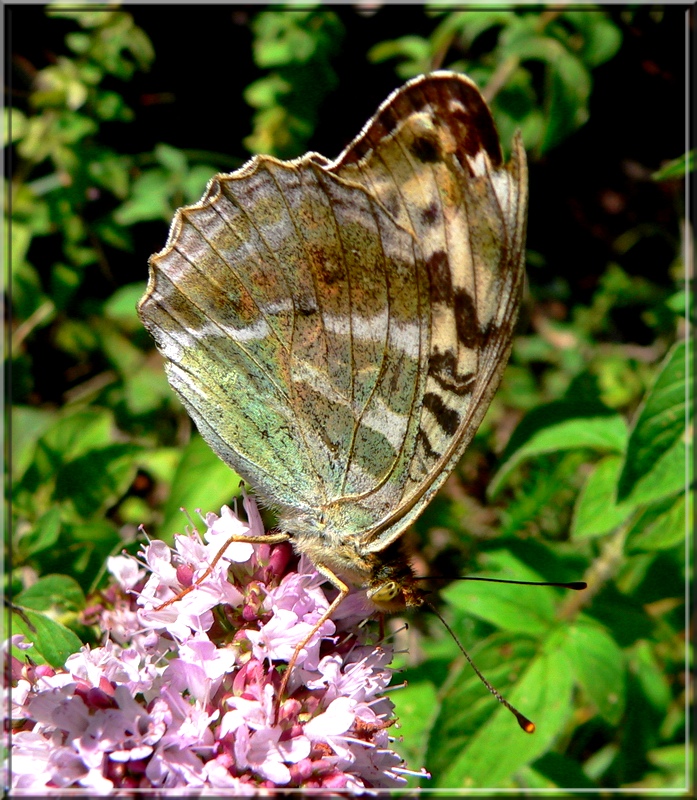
[139,72,527,551]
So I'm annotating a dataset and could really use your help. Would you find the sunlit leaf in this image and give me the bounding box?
[443,550,557,636]
[11,608,83,669]
[572,455,637,540]
[490,402,627,497]
[15,574,86,613]
[618,341,690,502]
[161,434,244,537]
[431,637,574,788]
[563,619,626,724]
[626,492,688,552]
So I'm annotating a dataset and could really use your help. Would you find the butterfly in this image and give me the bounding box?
[138,69,527,651]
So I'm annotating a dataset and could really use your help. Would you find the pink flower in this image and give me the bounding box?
[6,498,428,790]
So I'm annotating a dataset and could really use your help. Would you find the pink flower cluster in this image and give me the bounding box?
[7,497,427,792]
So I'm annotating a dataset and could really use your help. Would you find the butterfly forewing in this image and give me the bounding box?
[139,70,527,561]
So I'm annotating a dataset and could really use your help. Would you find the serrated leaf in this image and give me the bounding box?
[11,608,83,669]
[490,402,627,497]
[563,619,625,725]
[618,341,690,502]
[572,455,637,540]
[15,574,85,613]
[162,434,244,536]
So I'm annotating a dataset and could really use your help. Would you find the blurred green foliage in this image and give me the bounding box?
[7,5,690,793]
[244,9,344,157]
[369,7,622,155]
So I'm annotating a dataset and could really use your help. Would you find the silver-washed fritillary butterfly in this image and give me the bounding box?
[138,69,527,663]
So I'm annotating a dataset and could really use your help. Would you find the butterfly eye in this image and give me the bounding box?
[370,581,401,604]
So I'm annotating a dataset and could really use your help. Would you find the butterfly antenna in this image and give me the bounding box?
[416,575,587,591]
[426,600,535,733]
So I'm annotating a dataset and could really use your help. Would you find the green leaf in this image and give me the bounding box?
[11,608,83,669]
[391,679,439,774]
[572,455,637,540]
[114,169,171,225]
[431,637,574,788]
[95,319,143,374]
[161,434,244,536]
[4,107,27,145]
[53,318,99,358]
[49,262,82,309]
[647,743,689,771]
[618,341,690,502]
[102,282,146,326]
[490,401,628,497]
[443,550,556,636]
[498,27,591,152]
[621,428,687,508]
[88,150,130,196]
[154,142,187,175]
[11,405,56,481]
[562,10,622,68]
[541,48,591,152]
[652,150,694,181]
[528,751,597,789]
[17,506,62,559]
[626,492,688,552]
[629,640,671,711]
[54,443,141,518]
[16,408,118,501]
[41,408,115,463]
[124,365,171,415]
[367,36,432,77]
[563,619,625,724]
[14,574,85,613]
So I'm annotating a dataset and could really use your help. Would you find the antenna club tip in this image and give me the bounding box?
[570,581,588,590]
[518,716,535,734]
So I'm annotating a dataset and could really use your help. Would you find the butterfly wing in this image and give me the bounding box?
[325,71,528,550]
[139,71,527,550]
[139,149,425,520]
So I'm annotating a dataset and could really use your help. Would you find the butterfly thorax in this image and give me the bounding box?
[291,525,427,613]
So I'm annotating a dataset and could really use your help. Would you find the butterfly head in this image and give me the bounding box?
[363,542,429,613]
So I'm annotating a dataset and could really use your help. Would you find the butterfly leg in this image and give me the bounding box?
[277,563,350,710]
[155,531,291,611]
